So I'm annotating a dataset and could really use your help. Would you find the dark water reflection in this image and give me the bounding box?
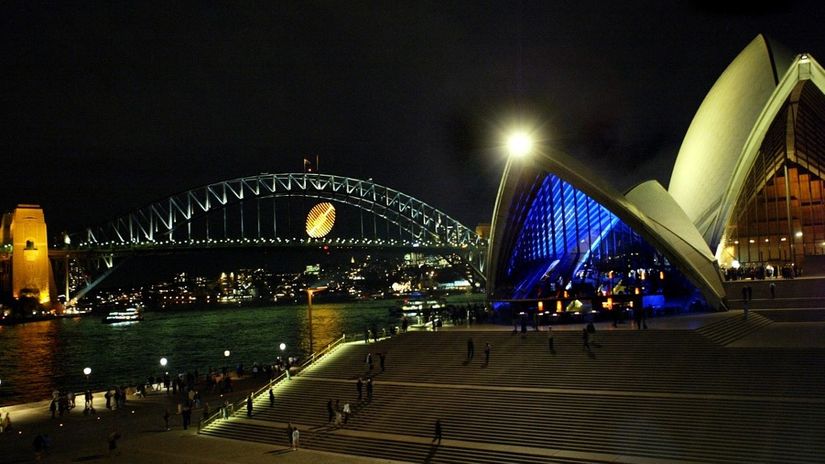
[0,301,398,405]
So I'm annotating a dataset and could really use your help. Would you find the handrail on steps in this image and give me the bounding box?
[198,333,347,432]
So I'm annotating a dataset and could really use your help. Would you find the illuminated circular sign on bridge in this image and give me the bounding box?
[306,202,336,238]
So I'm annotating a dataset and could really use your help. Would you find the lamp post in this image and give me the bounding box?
[82,367,92,411]
[160,357,168,368]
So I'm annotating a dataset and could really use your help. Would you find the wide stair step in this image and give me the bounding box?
[695,313,773,345]
[201,329,825,464]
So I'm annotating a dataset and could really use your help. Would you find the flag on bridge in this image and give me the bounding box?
[303,155,319,173]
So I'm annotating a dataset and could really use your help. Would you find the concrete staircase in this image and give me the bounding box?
[201,329,825,464]
[695,313,773,345]
[725,277,825,310]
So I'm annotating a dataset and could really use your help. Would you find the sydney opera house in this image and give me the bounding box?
[486,35,825,318]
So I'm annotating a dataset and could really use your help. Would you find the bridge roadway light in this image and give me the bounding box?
[506,131,533,158]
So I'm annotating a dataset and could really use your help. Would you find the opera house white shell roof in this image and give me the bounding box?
[487,34,825,309]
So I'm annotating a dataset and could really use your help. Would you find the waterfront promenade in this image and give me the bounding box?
[2,309,824,463]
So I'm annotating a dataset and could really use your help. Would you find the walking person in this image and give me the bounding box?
[107,431,121,457]
[547,326,555,353]
[343,401,351,424]
[366,377,373,401]
[467,338,475,361]
[770,282,776,299]
[2,412,11,432]
[484,342,491,365]
[327,399,334,423]
[182,402,192,430]
[582,327,591,352]
[586,321,597,345]
[291,425,300,450]
[432,418,442,445]
[246,394,253,417]
[163,408,170,431]
[286,422,294,448]
[269,387,275,407]
[379,352,386,372]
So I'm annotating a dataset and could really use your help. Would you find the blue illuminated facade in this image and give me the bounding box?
[499,173,699,309]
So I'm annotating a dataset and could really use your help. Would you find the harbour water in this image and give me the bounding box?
[0,301,400,405]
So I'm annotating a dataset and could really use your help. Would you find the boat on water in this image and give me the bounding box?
[102,306,144,324]
[391,292,447,323]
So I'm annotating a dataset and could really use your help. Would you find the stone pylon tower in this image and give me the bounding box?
[0,204,56,307]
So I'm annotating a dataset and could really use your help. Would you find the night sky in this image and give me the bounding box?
[2,2,824,237]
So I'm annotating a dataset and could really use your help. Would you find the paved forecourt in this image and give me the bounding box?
[201,311,825,464]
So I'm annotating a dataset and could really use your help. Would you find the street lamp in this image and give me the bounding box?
[83,367,92,378]
[506,131,534,158]
[160,357,168,367]
[224,350,230,357]
[279,343,286,352]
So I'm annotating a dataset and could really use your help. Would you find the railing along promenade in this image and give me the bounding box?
[198,334,348,432]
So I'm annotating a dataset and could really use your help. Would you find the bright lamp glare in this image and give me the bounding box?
[507,132,533,157]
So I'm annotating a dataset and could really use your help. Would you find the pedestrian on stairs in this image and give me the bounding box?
[327,399,334,423]
[291,425,300,450]
[433,419,442,444]
[582,328,591,352]
[269,387,275,407]
[366,377,373,401]
[484,343,491,364]
[770,282,776,299]
[379,352,386,372]
[547,326,555,353]
[467,338,475,361]
[343,402,351,424]
[356,377,363,401]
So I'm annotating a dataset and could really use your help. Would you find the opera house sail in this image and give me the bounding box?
[668,34,825,277]
[486,34,825,318]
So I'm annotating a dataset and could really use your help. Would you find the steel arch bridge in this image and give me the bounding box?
[77,172,484,251]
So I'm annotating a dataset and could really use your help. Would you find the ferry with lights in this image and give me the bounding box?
[102,306,144,324]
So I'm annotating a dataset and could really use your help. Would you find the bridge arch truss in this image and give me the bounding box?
[80,173,482,249]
